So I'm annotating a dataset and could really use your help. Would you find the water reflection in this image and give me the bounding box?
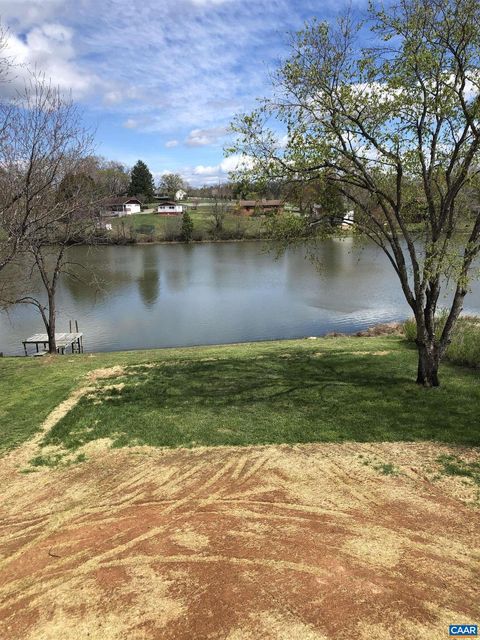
[137,247,160,308]
[0,240,479,355]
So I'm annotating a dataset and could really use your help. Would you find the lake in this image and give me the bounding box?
[1,238,480,355]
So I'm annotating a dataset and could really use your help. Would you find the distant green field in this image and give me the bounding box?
[109,208,268,242]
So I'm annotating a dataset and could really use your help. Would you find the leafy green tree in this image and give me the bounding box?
[95,159,130,197]
[57,172,96,205]
[180,211,194,242]
[231,0,480,387]
[283,175,344,219]
[128,160,155,201]
[158,173,186,199]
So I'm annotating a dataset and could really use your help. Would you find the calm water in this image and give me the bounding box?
[1,239,480,355]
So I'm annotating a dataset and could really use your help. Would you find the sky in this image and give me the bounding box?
[0,0,363,186]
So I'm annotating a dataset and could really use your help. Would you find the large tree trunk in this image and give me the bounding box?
[416,340,440,387]
[415,300,441,386]
[47,293,56,355]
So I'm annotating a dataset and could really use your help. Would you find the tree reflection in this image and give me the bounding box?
[137,247,160,307]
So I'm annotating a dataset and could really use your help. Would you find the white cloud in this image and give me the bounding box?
[190,0,231,5]
[48,0,289,132]
[121,113,157,129]
[104,87,139,105]
[1,21,99,99]
[0,0,356,179]
[148,153,254,187]
[192,154,252,178]
[0,0,66,27]
[0,0,316,134]
[193,164,218,176]
[186,126,229,147]
[219,154,252,173]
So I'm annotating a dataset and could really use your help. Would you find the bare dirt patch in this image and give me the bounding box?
[354,322,404,337]
[87,365,125,382]
[0,442,478,639]
[349,350,391,356]
[4,366,128,471]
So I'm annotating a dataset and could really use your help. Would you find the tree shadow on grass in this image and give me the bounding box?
[44,348,480,450]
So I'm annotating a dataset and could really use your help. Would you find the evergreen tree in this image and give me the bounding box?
[180,211,194,242]
[128,160,155,201]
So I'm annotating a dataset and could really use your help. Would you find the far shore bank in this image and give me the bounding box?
[97,236,270,247]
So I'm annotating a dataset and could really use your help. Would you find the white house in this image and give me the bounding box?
[157,200,184,215]
[175,189,187,201]
[341,210,354,229]
[103,197,142,217]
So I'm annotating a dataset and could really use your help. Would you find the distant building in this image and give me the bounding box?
[175,189,187,201]
[96,221,113,232]
[102,197,142,217]
[341,210,354,229]
[238,199,283,215]
[157,200,184,215]
[311,204,354,228]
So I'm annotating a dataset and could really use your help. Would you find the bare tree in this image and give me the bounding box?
[0,76,96,353]
[231,0,480,387]
[211,194,228,237]
[81,156,130,197]
[0,22,15,83]
[0,25,22,269]
[0,74,93,264]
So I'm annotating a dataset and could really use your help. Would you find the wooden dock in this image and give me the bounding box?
[22,332,84,356]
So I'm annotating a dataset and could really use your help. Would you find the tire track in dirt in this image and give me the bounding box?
[0,442,478,639]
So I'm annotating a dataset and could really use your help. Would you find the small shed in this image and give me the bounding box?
[103,197,142,217]
[238,199,282,216]
[157,201,184,215]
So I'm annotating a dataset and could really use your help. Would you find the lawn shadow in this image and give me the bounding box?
[43,347,480,450]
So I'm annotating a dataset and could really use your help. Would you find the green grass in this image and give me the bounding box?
[374,462,399,476]
[1,336,479,455]
[437,454,480,485]
[0,348,159,452]
[110,211,267,242]
[29,452,66,467]
[404,314,480,368]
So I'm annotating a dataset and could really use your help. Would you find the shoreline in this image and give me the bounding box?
[91,234,355,247]
[2,323,405,359]
[92,236,270,247]
[132,236,269,246]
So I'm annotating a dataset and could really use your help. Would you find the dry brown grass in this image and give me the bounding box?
[0,441,478,639]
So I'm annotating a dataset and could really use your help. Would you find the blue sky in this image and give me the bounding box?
[0,0,363,185]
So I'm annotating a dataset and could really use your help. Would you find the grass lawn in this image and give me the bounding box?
[1,336,479,455]
[110,210,267,241]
